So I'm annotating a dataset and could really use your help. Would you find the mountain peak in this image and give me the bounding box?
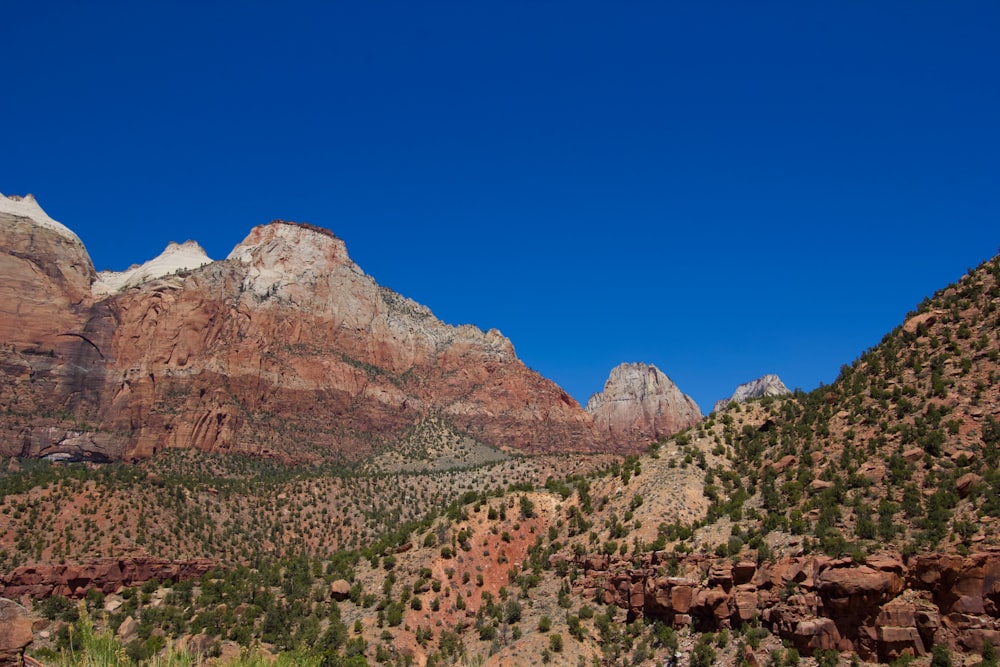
[226,220,360,300]
[92,240,213,295]
[0,192,81,243]
[713,373,791,412]
[586,362,702,443]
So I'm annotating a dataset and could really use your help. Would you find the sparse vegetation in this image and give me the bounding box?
[5,254,1000,666]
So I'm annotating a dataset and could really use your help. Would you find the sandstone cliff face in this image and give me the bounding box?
[0,557,215,600]
[0,199,95,347]
[0,199,103,451]
[578,548,1000,661]
[585,362,702,445]
[713,373,791,413]
[0,199,617,461]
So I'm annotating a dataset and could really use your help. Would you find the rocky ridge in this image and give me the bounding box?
[578,548,1000,661]
[713,373,791,412]
[0,557,216,600]
[0,192,81,242]
[1,195,648,462]
[92,240,212,296]
[585,362,702,446]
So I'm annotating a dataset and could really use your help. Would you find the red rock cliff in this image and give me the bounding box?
[578,548,1000,662]
[1,202,627,461]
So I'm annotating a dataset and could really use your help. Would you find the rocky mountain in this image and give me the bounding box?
[712,373,791,412]
[585,362,702,445]
[0,194,620,462]
[5,192,998,666]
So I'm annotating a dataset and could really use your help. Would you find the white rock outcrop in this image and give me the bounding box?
[0,192,81,242]
[92,240,213,295]
[713,374,790,413]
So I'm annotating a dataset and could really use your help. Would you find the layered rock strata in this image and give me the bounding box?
[0,195,628,461]
[585,362,702,446]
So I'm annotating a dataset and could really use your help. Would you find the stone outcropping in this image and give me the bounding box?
[713,373,791,413]
[0,597,35,665]
[0,557,216,600]
[574,548,1000,661]
[585,362,702,446]
[92,239,212,296]
[0,195,632,461]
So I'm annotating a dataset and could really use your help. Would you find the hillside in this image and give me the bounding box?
[695,253,1000,557]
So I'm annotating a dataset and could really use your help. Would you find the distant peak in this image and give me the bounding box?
[92,240,213,295]
[0,192,82,243]
[227,220,346,261]
[586,362,684,408]
[585,361,702,443]
[713,374,790,413]
[163,239,208,255]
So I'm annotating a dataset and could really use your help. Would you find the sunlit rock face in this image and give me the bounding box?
[1,200,625,462]
[713,374,791,413]
[0,194,103,457]
[586,362,702,446]
[92,240,212,296]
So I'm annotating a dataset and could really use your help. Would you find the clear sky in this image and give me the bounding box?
[3,2,998,413]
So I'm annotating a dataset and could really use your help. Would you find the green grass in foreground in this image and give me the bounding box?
[31,605,351,667]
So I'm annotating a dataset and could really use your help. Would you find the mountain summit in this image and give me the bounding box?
[92,240,212,295]
[585,362,702,445]
[713,373,791,412]
[0,192,81,242]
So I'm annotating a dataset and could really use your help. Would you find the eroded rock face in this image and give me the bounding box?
[585,362,702,446]
[579,548,1000,661]
[0,201,105,459]
[1,201,619,461]
[0,557,215,599]
[713,374,791,413]
[0,597,35,664]
[0,201,96,352]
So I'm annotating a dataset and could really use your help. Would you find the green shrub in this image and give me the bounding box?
[690,634,716,667]
[982,640,998,667]
[815,649,839,667]
[931,644,952,667]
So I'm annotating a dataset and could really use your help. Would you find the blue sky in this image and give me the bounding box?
[3,2,998,413]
